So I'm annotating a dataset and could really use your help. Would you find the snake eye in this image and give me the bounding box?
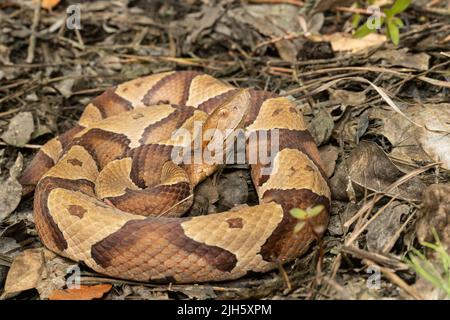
[219,109,229,117]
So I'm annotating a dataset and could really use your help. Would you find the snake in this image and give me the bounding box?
[19,71,330,283]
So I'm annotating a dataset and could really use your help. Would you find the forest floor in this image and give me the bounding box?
[0,0,449,300]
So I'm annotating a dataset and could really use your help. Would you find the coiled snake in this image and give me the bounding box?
[19,71,330,283]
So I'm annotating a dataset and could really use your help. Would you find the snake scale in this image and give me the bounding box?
[19,71,331,283]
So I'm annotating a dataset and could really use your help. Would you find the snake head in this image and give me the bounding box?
[201,89,251,151]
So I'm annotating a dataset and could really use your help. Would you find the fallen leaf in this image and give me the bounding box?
[0,154,23,221]
[48,284,113,300]
[370,103,450,169]
[329,89,367,106]
[1,249,45,299]
[370,48,430,71]
[366,202,410,252]
[190,177,219,216]
[308,108,334,145]
[416,184,450,250]
[217,171,249,210]
[311,32,386,53]
[330,141,426,201]
[54,67,82,98]
[230,4,303,62]
[0,237,21,257]
[185,4,225,45]
[35,0,61,10]
[1,112,34,147]
[319,145,339,178]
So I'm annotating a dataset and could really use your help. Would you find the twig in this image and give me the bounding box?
[0,141,42,149]
[254,33,301,50]
[26,0,41,64]
[341,246,410,271]
[247,0,304,7]
[277,262,292,291]
[412,4,450,16]
[335,6,386,17]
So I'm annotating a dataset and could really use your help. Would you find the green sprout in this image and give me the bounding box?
[405,229,450,298]
[353,0,411,45]
[290,204,324,233]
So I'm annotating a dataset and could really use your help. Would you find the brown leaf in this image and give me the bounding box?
[0,154,23,221]
[310,33,386,53]
[319,145,339,178]
[330,141,426,201]
[417,184,450,249]
[329,89,367,107]
[371,49,430,71]
[1,249,45,299]
[48,284,113,300]
[370,103,450,170]
[366,202,410,253]
[190,178,219,216]
[308,108,334,145]
[217,170,249,210]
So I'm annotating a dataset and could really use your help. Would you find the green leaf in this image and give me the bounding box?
[390,0,411,15]
[392,17,404,28]
[352,13,362,29]
[354,22,376,39]
[387,19,400,45]
[306,204,325,218]
[290,208,308,219]
[294,221,306,233]
[290,204,324,220]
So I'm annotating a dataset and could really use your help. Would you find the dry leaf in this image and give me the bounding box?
[366,202,410,253]
[371,49,430,71]
[319,145,339,178]
[1,112,34,147]
[35,0,61,10]
[370,103,450,169]
[330,141,426,201]
[2,249,45,299]
[308,108,334,145]
[416,184,450,250]
[48,284,113,300]
[311,33,386,53]
[0,154,23,221]
[217,171,249,210]
[230,4,303,62]
[329,89,367,106]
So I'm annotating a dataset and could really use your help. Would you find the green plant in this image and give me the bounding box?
[353,0,411,45]
[405,230,450,298]
[290,204,324,233]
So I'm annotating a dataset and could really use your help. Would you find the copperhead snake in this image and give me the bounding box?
[19,71,331,283]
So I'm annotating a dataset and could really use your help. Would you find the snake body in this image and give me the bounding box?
[19,71,330,283]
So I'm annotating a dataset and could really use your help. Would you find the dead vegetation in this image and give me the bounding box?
[0,0,449,300]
